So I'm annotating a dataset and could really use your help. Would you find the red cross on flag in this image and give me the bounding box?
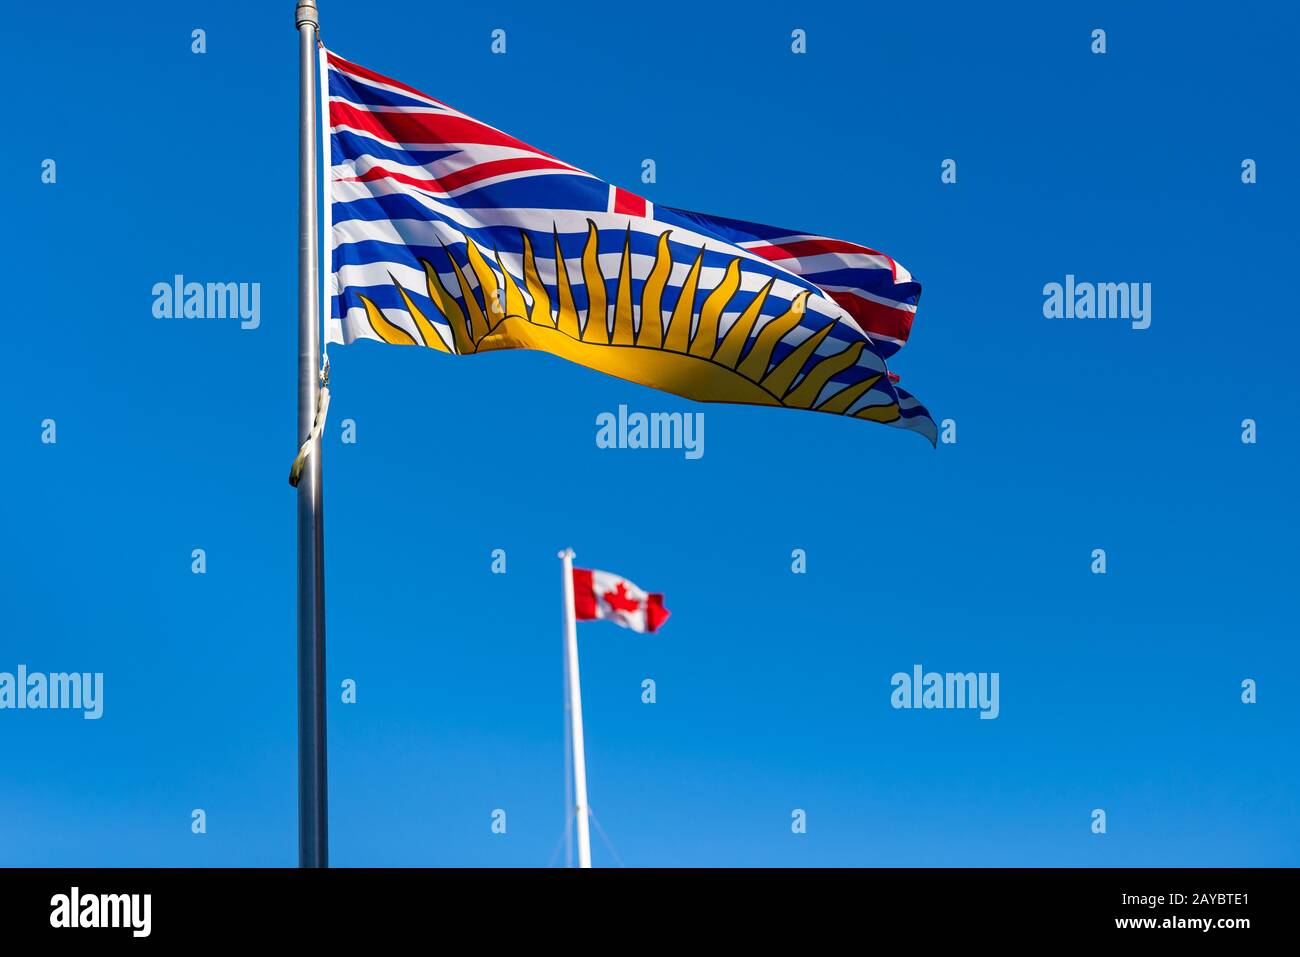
[572,568,671,633]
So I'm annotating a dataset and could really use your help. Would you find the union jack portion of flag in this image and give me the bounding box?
[322,48,936,443]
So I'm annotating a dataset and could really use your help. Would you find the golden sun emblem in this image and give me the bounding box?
[356,222,899,422]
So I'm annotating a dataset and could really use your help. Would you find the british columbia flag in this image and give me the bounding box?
[323,48,936,443]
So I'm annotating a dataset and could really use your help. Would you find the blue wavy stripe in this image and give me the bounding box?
[657,206,809,244]
[796,266,921,307]
[339,170,609,212]
[331,197,833,299]
[659,206,921,306]
[333,230,818,288]
[329,68,437,110]
[331,129,460,168]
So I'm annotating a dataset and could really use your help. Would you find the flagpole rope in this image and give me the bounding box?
[546,812,574,868]
[288,367,330,487]
[588,809,626,868]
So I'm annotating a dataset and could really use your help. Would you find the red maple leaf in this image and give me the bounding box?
[602,581,642,614]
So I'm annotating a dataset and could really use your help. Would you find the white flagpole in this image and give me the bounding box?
[559,548,592,868]
[562,619,574,869]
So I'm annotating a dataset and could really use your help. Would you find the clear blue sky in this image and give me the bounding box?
[1,0,1296,867]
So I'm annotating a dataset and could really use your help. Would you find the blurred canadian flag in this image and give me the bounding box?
[572,568,671,634]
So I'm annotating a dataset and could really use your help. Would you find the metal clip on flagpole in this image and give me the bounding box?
[295,0,329,869]
[559,549,593,868]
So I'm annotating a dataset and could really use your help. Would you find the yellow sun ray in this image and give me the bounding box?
[736,291,810,382]
[782,341,864,408]
[464,239,505,331]
[422,258,473,355]
[814,372,882,415]
[854,401,901,423]
[637,231,673,349]
[359,294,417,345]
[520,233,554,328]
[389,271,449,352]
[690,258,741,359]
[663,247,704,354]
[496,249,528,323]
[761,320,837,397]
[553,227,580,339]
[611,227,635,345]
[579,220,608,344]
[442,243,491,344]
[713,277,774,370]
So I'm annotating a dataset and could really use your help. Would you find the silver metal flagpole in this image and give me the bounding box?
[559,549,592,868]
[295,0,328,869]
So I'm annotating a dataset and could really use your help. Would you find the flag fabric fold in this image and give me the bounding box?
[573,568,670,634]
[323,49,936,444]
